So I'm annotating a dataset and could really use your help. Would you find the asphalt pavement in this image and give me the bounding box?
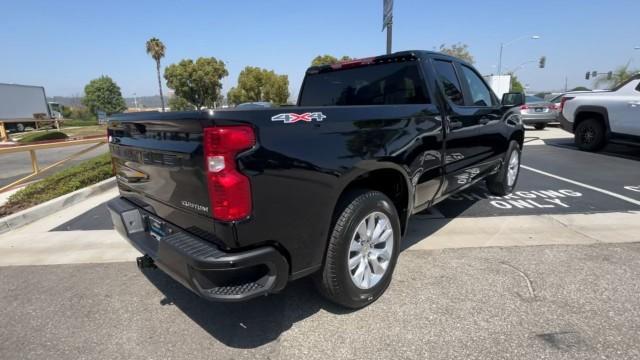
[2,243,640,359]
[0,143,108,188]
[1,127,640,359]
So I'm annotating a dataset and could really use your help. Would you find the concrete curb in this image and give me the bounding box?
[0,177,116,235]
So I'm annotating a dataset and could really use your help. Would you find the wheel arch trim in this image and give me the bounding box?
[332,163,414,237]
[573,105,611,135]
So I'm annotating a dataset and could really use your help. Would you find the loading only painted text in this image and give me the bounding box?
[448,189,583,209]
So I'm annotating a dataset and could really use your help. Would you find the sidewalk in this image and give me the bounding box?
[0,187,139,266]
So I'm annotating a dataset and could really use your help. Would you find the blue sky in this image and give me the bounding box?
[2,0,639,98]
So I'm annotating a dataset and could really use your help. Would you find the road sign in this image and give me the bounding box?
[383,0,393,30]
[97,111,107,124]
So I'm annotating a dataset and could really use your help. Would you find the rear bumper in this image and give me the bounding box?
[520,113,557,125]
[107,197,289,302]
[558,113,574,133]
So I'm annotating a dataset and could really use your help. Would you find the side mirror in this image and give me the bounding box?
[501,92,525,107]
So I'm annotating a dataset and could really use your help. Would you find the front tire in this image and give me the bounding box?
[315,190,401,309]
[486,141,521,196]
[575,118,605,151]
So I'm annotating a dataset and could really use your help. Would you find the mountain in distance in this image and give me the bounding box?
[48,95,164,109]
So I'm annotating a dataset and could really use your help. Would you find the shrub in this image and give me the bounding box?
[0,153,113,216]
[63,119,99,127]
[17,131,69,143]
[65,107,98,124]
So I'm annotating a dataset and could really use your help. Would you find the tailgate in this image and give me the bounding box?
[108,115,212,218]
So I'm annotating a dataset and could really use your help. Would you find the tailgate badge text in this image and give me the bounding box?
[181,200,209,213]
[271,112,326,124]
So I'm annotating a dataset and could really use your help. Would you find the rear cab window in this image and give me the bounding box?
[432,60,465,106]
[298,61,430,106]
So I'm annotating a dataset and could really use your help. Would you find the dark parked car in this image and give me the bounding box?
[107,51,525,308]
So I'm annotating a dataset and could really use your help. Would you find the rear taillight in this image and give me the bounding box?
[559,97,574,112]
[520,105,529,110]
[107,129,115,176]
[548,104,557,110]
[203,126,255,221]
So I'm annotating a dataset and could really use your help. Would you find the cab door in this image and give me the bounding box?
[430,57,507,196]
[608,80,640,137]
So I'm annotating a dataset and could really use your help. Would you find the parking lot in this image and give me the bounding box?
[1,127,640,359]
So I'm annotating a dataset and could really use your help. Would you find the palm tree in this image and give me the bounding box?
[594,64,638,89]
[146,38,166,111]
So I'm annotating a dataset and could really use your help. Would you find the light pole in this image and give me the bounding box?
[507,59,537,74]
[133,93,138,110]
[498,35,540,75]
[625,46,640,67]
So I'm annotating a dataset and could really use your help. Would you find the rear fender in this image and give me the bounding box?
[574,105,611,135]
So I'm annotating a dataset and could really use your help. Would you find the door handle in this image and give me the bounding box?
[479,117,490,125]
[629,101,640,107]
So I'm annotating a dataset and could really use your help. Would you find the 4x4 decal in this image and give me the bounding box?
[271,112,326,124]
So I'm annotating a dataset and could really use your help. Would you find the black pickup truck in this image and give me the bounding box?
[107,50,525,308]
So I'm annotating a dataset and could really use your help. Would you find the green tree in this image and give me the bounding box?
[594,64,638,89]
[164,57,228,109]
[82,76,126,115]
[570,86,591,91]
[508,72,525,92]
[227,66,290,105]
[146,37,166,111]
[168,96,196,111]
[310,54,353,66]
[69,107,96,121]
[438,43,474,64]
[60,105,73,118]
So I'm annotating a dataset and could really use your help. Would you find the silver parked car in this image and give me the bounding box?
[519,95,557,130]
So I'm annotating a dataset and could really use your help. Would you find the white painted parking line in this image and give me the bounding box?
[521,165,640,206]
[625,185,640,193]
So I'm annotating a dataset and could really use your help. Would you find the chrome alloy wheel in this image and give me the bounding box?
[348,211,394,289]
[506,149,520,187]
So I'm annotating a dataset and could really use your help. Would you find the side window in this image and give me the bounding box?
[461,65,495,107]
[433,60,465,106]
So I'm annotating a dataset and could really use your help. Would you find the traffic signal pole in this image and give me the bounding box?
[386,19,392,54]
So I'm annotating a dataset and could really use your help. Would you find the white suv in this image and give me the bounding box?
[559,74,640,151]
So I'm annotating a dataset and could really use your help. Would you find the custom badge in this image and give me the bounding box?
[271,112,326,124]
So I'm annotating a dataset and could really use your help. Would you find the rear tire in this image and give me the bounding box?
[486,141,521,196]
[575,118,605,151]
[315,190,401,309]
[534,123,546,130]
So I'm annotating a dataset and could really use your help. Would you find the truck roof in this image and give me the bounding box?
[611,73,640,91]
[110,50,470,122]
[306,50,467,75]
